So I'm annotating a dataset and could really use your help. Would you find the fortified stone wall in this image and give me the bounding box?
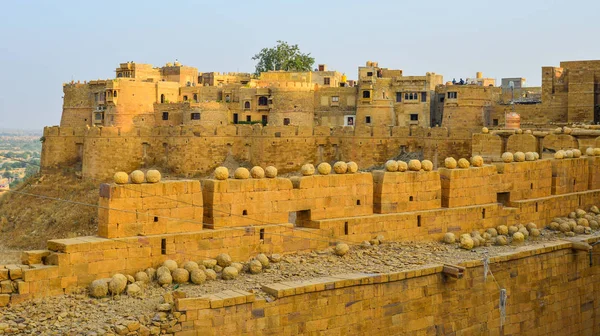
[5,153,600,307]
[40,125,472,180]
[169,240,600,335]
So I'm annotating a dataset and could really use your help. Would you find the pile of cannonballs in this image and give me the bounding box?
[442,223,541,250]
[553,148,583,159]
[546,206,599,236]
[88,252,283,298]
[384,159,433,172]
[300,161,359,175]
[113,169,162,184]
[214,166,278,180]
[500,151,540,163]
[443,155,484,169]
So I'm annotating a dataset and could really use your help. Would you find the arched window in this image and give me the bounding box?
[183,95,188,101]
[363,91,370,99]
[258,96,268,106]
[160,94,165,103]
[244,101,250,109]
[117,73,123,78]
[193,93,198,102]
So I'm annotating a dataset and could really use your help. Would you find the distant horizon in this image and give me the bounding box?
[2,0,599,129]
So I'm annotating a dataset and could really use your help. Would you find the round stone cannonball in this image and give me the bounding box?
[554,127,563,134]
[397,161,408,172]
[572,149,582,158]
[157,273,173,286]
[495,236,508,246]
[333,161,348,174]
[214,167,229,180]
[216,253,232,267]
[563,126,572,134]
[496,225,508,235]
[89,279,108,298]
[172,268,190,284]
[222,266,239,280]
[134,271,149,283]
[182,261,199,273]
[459,234,474,250]
[334,243,350,256]
[265,166,278,178]
[231,262,244,273]
[317,162,332,175]
[408,160,422,171]
[108,274,128,295]
[130,170,145,184]
[301,164,315,176]
[514,152,525,162]
[501,152,514,163]
[457,158,470,169]
[471,156,483,167]
[533,152,540,160]
[203,269,217,281]
[444,157,457,169]
[594,148,600,156]
[146,170,161,183]
[163,260,178,272]
[530,228,541,237]
[190,269,207,284]
[346,162,358,173]
[554,150,565,159]
[421,160,433,171]
[565,150,574,158]
[234,167,250,179]
[586,147,595,156]
[256,253,270,268]
[248,259,263,274]
[524,130,532,134]
[114,172,129,184]
[525,152,535,161]
[512,232,525,243]
[442,232,456,244]
[156,266,171,279]
[385,160,399,172]
[516,129,523,134]
[250,166,265,178]
[481,127,489,134]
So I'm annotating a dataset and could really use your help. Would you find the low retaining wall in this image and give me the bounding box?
[170,239,600,335]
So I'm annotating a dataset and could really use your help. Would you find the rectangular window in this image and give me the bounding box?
[365,116,371,124]
[493,119,499,126]
[283,118,291,125]
[448,92,458,99]
[246,115,251,122]
[191,113,200,120]
[396,92,402,102]
[162,112,169,120]
[410,114,419,121]
[404,92,418,101]
[324,77,331,85]
[367,72,373,77]
[331,96,339,102]
[421,92,427,102]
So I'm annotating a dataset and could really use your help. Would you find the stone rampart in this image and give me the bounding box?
[168,239,600,335]
[40,125,472,180]
[3,155,600,307]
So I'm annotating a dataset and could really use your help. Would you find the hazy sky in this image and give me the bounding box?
[1,0,599,129]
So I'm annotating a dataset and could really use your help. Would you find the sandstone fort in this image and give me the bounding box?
[1,58,600,335]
